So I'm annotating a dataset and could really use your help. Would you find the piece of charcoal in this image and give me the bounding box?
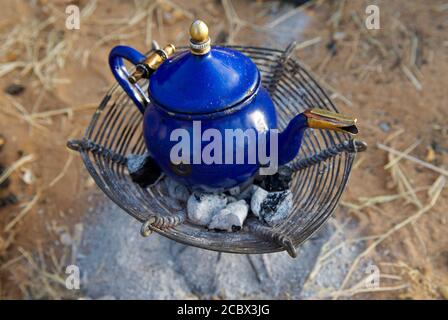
[187,192,227,226]
[0,194,18,208]
[208,200,249,232]
[259,191,292,226]
[126,153,162,188]
[4,83,25,96]
[326,39,337,56]
[250,186,293,226]
[255,165,293,192]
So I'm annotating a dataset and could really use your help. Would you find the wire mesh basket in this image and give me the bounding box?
[68,43,366,258]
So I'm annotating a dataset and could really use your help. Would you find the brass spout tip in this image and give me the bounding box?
[304,108,358,135]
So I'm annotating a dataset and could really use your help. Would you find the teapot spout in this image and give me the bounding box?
[277,108,358,165]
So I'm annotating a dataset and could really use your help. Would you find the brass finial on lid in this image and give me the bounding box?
[189,20,211,55]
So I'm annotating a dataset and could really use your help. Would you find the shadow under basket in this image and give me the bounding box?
[67,43,366,258]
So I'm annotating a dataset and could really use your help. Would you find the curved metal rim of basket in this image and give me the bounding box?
[71,43,364,257]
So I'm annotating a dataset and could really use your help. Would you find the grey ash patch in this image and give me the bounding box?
[77,195,336,299]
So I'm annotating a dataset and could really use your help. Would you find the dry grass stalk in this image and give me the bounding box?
[159,0,194,19]
[1,255,25,271]
[4,192,40,232]
[221,0,261,43]
[306,234,381,283]
[295,37,322,51]
[89,0,193,51]
[378,143,448,177]
[384,128,405,144]
[29,103,98,119]
[401,64,422,91]
[339,174,446,291]
[309,271,407,299]
[48,152,74,188]
[390,161,423,209]
[300,61,353,106]
[351,11,388,58]
[340,186,429,211]
[410,33,419,67]
[345,32,360,70]
[380,261,439,297]
[15,246,75,299]
[328,0,346,29]
[0,230,15,255]
[156,5,166,44]
[5,96,49,132]
[384,139,421,169]
[221,0,243,44]
[264,0,313,29]
[0,154,35,186]
[0,14,72,89]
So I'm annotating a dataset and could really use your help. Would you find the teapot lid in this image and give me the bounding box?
[149,20,259,115]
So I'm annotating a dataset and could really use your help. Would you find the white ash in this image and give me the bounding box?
[164,177,190,203]
[208,200,249,232]
[251,186,292,226]
[250,186,269,218]
[228,186,241,196]
[187,193,227,226]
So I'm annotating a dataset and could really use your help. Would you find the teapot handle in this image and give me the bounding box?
[109,44,176,113]
[109,46,148,113]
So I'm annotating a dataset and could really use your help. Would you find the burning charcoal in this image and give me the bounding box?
[164,177,190,203]
[251,186,293,226]
[4,83,25,96]
[255,165,293,192]
[208,200,249,232]
[260,191,292,226]
[126,153,162,188]
[187,192,227,226]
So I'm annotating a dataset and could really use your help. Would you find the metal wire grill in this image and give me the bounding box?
[69,44,362,257]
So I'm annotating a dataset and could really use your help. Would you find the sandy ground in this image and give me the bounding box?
[0,0,447,299]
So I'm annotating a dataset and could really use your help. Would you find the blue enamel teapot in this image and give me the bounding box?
[109,20,358,192]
